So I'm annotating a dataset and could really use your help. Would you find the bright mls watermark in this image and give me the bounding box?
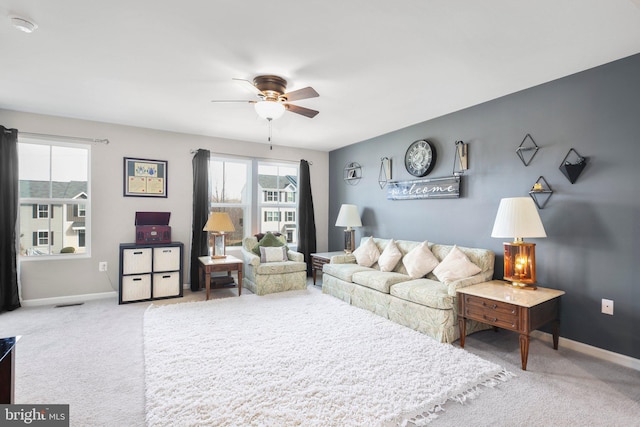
[1,405,69,426]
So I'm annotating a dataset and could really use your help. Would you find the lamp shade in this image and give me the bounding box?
[335,204,362,229]
[203,212,235,233]
[491,197,546,239]
[254,101,285,120]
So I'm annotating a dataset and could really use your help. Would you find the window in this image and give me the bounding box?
[210,157,251,250]
[258,161,298,244]
[36,230,50,246]
[37,204,49,218]
[210,157,299,248]
[264,211,280,222]
[18,139,90,258]
[264,191,278,202]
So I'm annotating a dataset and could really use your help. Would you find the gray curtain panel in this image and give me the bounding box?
[297,159,316,276]
[190,149,210,291]
[0,126,21,312]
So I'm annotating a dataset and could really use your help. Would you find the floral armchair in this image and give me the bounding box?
[241,234,307,295]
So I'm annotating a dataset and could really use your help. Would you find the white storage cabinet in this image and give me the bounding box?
[119,242,183,304]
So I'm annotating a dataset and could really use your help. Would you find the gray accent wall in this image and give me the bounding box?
[329,53,640,359]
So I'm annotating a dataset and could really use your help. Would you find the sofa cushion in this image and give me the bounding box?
[433,245,481,283]
[390,279,454,310]
[378,239,402,272]
[402,241,440,279]
[353,236,380,267]
[351,270,411,294]
[252,232,286,255]
[260,246,288,263]
[322,263,374,283]
[255,260,307,275]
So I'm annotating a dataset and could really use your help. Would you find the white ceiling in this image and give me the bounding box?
[2,1,640,152]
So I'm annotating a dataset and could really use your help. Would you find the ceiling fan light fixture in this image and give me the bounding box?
[10,16,38,33]
[254,101,285,120]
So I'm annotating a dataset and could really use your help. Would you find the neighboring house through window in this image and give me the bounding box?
[210,157,299,249]
[18,139,91,257]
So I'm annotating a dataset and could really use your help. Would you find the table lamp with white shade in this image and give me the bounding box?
[335,204,362,254]
[491,197,547,289]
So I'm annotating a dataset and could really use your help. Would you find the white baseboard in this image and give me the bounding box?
[531,330,640,371]
[21,291,117,307]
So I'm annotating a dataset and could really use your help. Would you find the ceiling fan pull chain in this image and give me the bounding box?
[268,117,273,150]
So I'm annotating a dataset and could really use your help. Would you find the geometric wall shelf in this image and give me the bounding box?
[559,148,588,184]
[344,161,362,185]
[516,133,540,166]
[529,176,553,209]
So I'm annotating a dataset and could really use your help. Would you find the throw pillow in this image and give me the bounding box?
[254,232,282,241]
[378,239,402,272]
[252,231,285,255]
[402,241,439,279]
[433,245,481,283]
[353,237,380,268]
[260,246,288,263]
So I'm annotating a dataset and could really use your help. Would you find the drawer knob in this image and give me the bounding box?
[482,302,498,309]
[483,315,498,322]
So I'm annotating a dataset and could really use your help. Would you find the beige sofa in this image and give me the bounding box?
[241,235,307,296]
[322,237,495,343]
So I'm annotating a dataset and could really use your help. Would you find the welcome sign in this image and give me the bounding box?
[387,176,460,200]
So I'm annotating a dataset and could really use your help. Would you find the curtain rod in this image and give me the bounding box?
[19,131,110,144]
[190,148,311,164]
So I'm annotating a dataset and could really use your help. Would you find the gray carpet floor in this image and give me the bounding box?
[1,282,638,426]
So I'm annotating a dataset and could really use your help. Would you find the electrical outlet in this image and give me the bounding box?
[99,262,108,272]
[601,298,614,315]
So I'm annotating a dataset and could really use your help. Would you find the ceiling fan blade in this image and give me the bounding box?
[283,86,319,102]
[285,104,319,118]
[232,78,264,97]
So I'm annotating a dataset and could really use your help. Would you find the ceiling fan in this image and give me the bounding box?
[211,75,319,120]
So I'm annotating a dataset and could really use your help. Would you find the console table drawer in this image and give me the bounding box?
[462,295,519,331]
[312,258,327,269]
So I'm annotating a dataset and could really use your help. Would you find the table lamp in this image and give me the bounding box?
[203,212,236,259]
[491,197,546,289]
[335,204,362,254]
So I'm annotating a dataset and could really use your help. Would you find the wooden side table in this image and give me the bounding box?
[310,251,345,286]
[198,255,243,300]
[457,280,565,370]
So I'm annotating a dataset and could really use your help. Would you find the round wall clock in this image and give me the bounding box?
[404,139,437,177]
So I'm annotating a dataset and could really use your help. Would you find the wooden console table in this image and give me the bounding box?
[457,280,565,370]
[310,251,345,286]
[198,255,243,300]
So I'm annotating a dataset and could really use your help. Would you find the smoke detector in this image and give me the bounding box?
[10,16,38,33]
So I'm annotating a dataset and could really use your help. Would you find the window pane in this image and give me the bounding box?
[258,163,298,244]
[214,207,244,247]
[19,141,90,258]
[18,144,51,197]
[211,160,248,204]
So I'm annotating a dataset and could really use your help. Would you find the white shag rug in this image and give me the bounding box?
[143,290,512,427]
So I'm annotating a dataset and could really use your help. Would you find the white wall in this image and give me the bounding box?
[1,109,329,301]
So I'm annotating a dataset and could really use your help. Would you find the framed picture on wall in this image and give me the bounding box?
[123,157,168,197]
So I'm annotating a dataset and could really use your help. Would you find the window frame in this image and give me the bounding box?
[18,138,91,260]
[209,156,299,249]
